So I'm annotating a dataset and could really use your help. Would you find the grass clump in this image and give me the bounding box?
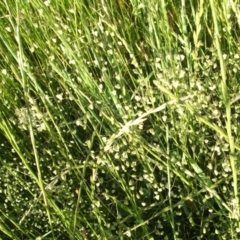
[1,0,240,239]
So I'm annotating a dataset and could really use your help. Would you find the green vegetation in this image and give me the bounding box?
[1,0,240,239]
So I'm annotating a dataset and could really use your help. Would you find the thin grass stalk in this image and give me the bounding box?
[166,125,176,239]
[209,0,239,225]
[15,0,54,237]
[192,0,204,71]
[72,132,97,237]
[160,0,172,52]
[0,217,18,239]
[181,0,192,73]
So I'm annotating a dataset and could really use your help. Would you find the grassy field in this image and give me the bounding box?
[1,0,240,239]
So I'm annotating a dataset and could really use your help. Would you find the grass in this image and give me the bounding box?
[0,0,240,239]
